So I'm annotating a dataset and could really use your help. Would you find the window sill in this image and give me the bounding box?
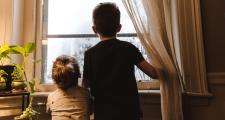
[139,90,160,96]
[137,80,160,90]
[182,92,213,107]
[183,92,213,98]
[36,80,160,92]
[32,90,161,97]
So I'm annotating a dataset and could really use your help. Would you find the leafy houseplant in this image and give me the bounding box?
[10,42,35,91]
[11,43,40,120]
[0,42,39,119]
[0,43,11,65]
[0,43,36,91]
[11,64,27,90]
[0,70,7,90]
[0,44,15,91]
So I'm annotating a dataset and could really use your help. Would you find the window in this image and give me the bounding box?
[41,0,151,83]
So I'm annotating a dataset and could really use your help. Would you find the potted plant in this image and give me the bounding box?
[0,70,7,91]
[0,41,40,119]
[0,43,15,91]
[11,43,40,120]
[10,43,36,90]
[11,64,27,91]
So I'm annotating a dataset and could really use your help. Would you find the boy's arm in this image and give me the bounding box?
[82,51,91,88]
[137,60,159,79]
[130,43,159,79]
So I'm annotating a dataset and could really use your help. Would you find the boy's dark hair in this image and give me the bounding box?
[52,55,80,90]
[93,2,120,37]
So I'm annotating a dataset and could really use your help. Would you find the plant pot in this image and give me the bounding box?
[0,65,15,91]
[14,116,28,120]
[0,82,6,90]
[12,81,26,90]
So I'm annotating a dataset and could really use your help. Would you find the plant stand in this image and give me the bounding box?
[0,91,30,111]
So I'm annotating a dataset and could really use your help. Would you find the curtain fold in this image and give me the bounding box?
[0,0,13,44]
[22,0,37,81]
[0,0,37,79]
[123,0,184,120]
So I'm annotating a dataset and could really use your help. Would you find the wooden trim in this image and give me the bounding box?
[34,0,43,87]
[46,33,137,38]
[183,94,211,107]
[183,92,213,98]
[35,84,57,92]
[137,81,160,90]
[207,72,225,85]
[35,81,160,92]
[182,91,213,107]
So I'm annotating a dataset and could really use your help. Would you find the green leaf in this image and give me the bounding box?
[11,64,24,81]
[0,44,10,54]
[0,44,11,59]
[0,69,7,76]
[28,80,35,93]
[24,43,36,57]
[11,46,25,56]
[0,54,4,60]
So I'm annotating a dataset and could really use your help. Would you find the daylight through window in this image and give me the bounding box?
[42,0,151,83]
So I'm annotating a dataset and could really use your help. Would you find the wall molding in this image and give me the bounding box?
[207,72,225,85]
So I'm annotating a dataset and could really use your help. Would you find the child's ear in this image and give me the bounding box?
[92,26,98,34]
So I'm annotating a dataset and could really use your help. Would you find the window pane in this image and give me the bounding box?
[47,0,135,35]
[42,0,150,84]
[42,37,150,83]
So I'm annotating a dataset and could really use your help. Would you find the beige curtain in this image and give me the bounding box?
[0,0,13,44]
[0,0,36,117]
[0,0,36,78]
[22,0,37,80]
[123,0,184,120]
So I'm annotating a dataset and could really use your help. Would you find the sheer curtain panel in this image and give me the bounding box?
[123,0,184,120]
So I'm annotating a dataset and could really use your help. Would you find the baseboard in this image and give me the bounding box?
[207,72,225,85]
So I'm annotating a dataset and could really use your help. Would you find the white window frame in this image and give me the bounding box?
[34,0,160,91]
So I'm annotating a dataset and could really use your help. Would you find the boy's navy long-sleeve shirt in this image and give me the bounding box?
[83,38,144,119]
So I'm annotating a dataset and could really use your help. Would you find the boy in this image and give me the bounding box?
[47,55,90,120]
[83,3,159,120]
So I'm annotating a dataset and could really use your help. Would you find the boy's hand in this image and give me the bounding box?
[137,60,159,79]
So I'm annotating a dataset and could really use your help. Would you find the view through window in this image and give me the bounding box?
[42,0,151,83]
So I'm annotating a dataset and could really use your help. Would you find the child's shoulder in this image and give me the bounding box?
[48,88,62,97]
[115,40,139,51]
[47,89,61,103]
[48,87,89,100]
[119,40,135,46]
[75,86,89,95]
